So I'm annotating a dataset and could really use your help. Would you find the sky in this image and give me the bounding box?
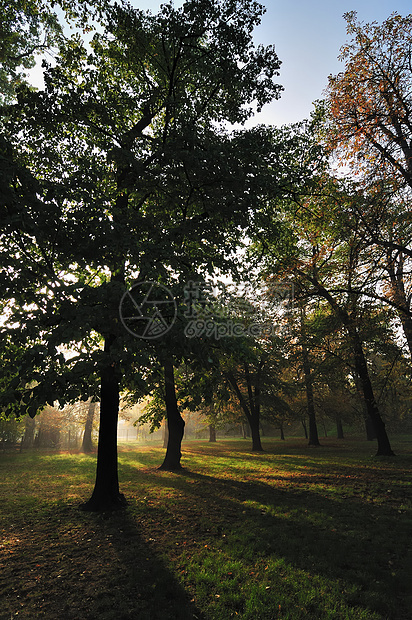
[131,0,412,127]
[27,0,412,127]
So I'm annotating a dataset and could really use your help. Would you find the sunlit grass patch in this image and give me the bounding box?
[1,436,412,619]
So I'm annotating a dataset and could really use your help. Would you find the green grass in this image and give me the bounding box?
[1,436,412,619]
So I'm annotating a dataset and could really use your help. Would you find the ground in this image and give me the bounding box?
[1,436,411,619]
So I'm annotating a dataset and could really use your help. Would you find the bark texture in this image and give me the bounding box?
[209,424,217,442]
[159,360,185,470]
[349,325,395,456]
[81,339,127,511]
[300,311,320,447]
[81,400,97,453]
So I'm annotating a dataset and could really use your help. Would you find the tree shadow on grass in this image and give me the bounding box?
[1,502,204,620]
[118,463,412,620]
[3,448,411,620]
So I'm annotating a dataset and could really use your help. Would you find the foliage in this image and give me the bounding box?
[326,11,412,190]
[323,10,412,362]
[0,0,60,103]
[0,412,24,446]
[0,0,283,420]
[0,0,112,104]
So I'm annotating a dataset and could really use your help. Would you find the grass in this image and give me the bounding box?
[1,435,412,619]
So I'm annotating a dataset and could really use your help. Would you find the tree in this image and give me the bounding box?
[159,358,186,470]
[0,0,60,103]
[0,0,283,509]
[258,369,294,440]
[21,414,36,448]
[304,313,356,440]
[0,412,24,449]
[326,183,412,360]
[259,166,396,455]
[0,0,112,104]
[325,13,412,360]
[33,405,63,448]
[81,399,97,453]
[175,352,240,443]
[225,356,266,451]
[299,306,320,446]
[326,11,412,191]
[187,283,282,452]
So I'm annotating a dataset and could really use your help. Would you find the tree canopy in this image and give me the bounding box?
[326,11,412,191]
[0,0,284,508]
[3,3,412,508]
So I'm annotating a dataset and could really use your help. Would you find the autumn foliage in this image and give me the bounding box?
[326,11,412,189]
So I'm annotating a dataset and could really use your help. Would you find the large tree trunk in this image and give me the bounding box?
[81,171,129,509]
[81,338,127,511]
[249,416,263,451]
[354,380,375,440]
[365,415,376,441]
[350,327,394,456]
[159,360,185,470]
[209,424,216,442]
[81,400,97,453]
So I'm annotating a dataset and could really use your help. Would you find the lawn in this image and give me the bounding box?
[1,436,411,619]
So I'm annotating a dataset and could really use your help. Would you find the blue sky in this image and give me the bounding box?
[133,0,412,126]
[253,0,412,126]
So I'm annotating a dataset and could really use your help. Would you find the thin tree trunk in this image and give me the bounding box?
[336,417,344,439]
[226,370,263,452]
[302,419,308,439]
[280,423,285,440]
[22,415,36,449]
[159,360,185,470]
[81,337,127,511]
[81,400,97,453]
[162,418,169,448]
[301,326,320,446]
